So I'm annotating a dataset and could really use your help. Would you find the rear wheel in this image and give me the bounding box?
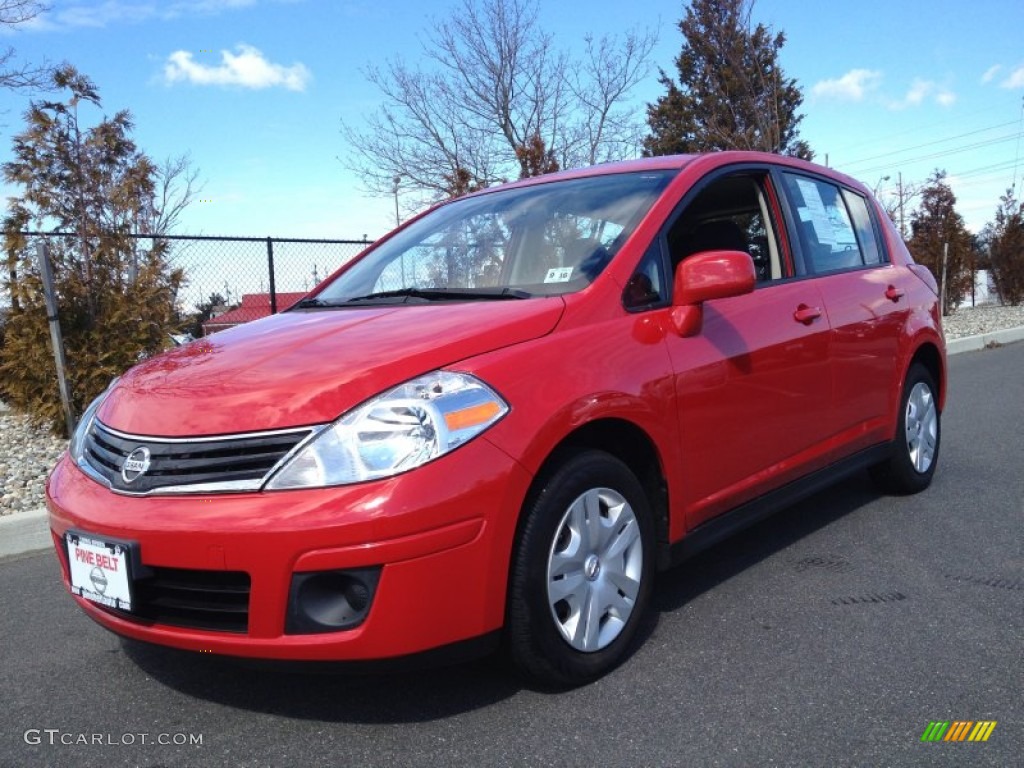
[871,363,941,494]
[506,451,654,687]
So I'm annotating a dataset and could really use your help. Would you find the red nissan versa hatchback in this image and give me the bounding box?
[46,152,945,686]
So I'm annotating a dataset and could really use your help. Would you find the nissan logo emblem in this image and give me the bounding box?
[89,566,108,595]
[121,447,151,484]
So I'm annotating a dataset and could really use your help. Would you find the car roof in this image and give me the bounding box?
[462,151,868,198]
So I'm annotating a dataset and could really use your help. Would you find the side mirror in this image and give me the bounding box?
[670,250,756,337]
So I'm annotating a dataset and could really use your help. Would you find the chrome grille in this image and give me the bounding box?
[80,420,317,495]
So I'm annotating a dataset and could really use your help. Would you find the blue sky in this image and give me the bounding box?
[1,0,1022,240]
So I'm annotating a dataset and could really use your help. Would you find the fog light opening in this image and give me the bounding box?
[286,567,381,635]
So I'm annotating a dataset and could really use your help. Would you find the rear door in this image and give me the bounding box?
[775,172,908,454]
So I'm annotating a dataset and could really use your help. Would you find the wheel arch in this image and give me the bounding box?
[908,340,945,411]
[517,418,672,572]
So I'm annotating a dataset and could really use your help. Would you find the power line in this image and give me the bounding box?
[824,103,1009,157]
[876,162,1018,199]
[841,120,1019,169]
[849,132,1022,177]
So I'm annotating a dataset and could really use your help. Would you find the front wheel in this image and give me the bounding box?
[506,451,655,687]
[871,363,941,494]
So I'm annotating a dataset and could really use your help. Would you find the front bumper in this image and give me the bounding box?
[46,437,531,661]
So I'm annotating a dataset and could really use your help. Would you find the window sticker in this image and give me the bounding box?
[794,178,837,246]
[544,267,574,283]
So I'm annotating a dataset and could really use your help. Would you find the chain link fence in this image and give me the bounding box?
[0,231,377,430]
[5,231,374,331]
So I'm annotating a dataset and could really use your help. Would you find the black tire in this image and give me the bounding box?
[506,450,655,687]
[870,363,941,494]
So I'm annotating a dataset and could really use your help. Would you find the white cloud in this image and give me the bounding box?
[811,69,882,101]
[981,64,1001,84]
[56,2,155,28]
[164,44,311,91]
[903,78,931,106]
[1001,65,1024,89]
[888,79,955,110]
[27,0,291,30]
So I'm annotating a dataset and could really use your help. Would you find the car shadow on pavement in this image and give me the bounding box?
[650,471,880,613]
[121,472,879,720]
[122,638,522,723]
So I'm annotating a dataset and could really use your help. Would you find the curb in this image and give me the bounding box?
[0,508,51,559]
[945,325,1024,355]
[2,325,1023,563]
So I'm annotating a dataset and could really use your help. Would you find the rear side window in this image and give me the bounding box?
[780,174,869,275]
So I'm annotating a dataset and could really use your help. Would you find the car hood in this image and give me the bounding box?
[99,299,565,436]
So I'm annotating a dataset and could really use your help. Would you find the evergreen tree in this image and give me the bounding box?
[908,170,975,315]
[644,0,811,158]
[987,189,1024,305]
[1,66,191,431]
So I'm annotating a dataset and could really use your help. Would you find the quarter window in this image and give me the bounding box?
[623,242,668,310]
[842,189,886,266]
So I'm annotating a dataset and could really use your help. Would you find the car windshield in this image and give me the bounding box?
[311,171,675,305]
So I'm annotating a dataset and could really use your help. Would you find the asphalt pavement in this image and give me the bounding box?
[1,342,1021,768]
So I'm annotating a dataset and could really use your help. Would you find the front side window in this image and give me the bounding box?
[780,173,869,274]
[312,172,675,305]
[665,173,784,283]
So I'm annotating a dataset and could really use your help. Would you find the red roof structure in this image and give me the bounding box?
[202,292,307,335]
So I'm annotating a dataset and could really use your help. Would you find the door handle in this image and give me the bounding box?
[885,285,905,302]
[793,304,822,325]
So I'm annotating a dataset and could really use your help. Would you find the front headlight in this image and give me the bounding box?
[265,371,509,490]
[68,378,119,463]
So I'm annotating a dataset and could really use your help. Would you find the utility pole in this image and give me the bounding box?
[392,175,401,228]
[940,242,949,316]
[970,246,976,307]
[37,241,76,437]
[898,172,906,240]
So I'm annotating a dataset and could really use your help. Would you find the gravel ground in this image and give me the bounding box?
[940,302,1024,340]
[0,403,66,517]
[1,303,1022,518]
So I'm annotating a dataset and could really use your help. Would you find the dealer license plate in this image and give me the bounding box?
[65,532,134,612]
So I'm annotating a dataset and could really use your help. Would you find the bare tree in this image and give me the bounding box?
[147,154,203,235]
[873,174,924,240]
[342,0,656,206]
[566,32,655,166]
[1,1,53,91]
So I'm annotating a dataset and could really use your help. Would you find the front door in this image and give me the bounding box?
[660,170,836,529]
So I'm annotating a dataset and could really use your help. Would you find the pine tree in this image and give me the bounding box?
[644,0,811,158]
[908,170,975,315]
[987,189,1024,305]
[1,66,190,431]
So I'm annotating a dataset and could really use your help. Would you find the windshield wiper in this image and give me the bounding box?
[293,296,332,308]
[342,287,531,304]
